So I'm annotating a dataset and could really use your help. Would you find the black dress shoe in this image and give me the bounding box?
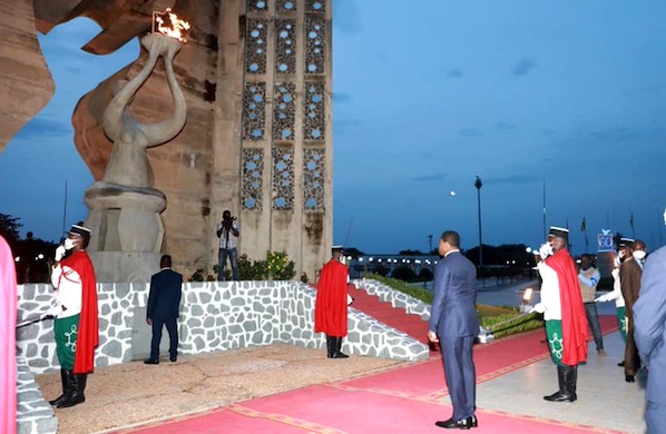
[144,358,159,365]
[332,352,349,359]
[469,416,478,428]
[170,356,177,362]
[543,391,575,402]
[625,375,635,383]
[435,418,471,430]
[618,361,625,367]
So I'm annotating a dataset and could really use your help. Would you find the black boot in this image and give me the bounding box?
[544,366,574,402]
[326,335,335,358]
[332,337,349,359]
[48,369,71,406]
[567,365,578,401]
[58,372,87,408]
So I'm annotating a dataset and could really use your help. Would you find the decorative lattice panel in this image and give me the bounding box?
[245,19,267,74]
[303,148,325,211]
[275,19,297,74]
[241,148,264,210]
[272,147,295,210]
[305,17,326,75]
[303,81,325,141]
[277,0,297,12]
[247,0,268,12]
[273,82,296,140]
[243,82,266,140]
[305,0,326,13]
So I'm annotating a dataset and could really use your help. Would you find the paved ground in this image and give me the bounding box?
[36,344,399,434]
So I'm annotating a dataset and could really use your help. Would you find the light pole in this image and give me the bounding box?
[475,175,483,269]
[428,234,433,254]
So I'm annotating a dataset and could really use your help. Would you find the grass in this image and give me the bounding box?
[364,273,544,339]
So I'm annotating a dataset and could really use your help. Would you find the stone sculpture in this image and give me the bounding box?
[84,33,187,282]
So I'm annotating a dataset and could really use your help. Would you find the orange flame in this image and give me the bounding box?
[153,8,191,42]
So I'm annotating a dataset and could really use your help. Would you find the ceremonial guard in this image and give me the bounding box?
[314,246,350,359]
[534,227,588,402]
[48,225,99,408]
[596,252,628,367]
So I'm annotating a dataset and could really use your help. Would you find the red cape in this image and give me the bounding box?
[314,260,348,337]
[545,249,588,365]
[60,251,98,374]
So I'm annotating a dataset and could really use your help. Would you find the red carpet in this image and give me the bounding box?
[118,315,620,434]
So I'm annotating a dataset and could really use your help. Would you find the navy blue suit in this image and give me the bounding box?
[147,268,183,361]
[429,251,480,422]
[634,246,666,433]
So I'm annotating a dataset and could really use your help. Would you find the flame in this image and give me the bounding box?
[154,8,191,42]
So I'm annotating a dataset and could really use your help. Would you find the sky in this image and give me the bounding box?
[1,0,665,256]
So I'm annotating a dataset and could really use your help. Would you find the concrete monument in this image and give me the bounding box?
[85,32,187,282]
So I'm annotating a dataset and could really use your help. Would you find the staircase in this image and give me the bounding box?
[347,284,431,347]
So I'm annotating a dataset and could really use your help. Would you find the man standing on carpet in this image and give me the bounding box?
[534,226,588,403]
[619,238,643,382]
[145,255,183,364]
[634,207,666,434]
[314,246,350,359]
[578,254,606,357]
[48,225,99,408]
[0,235,17,434]
[428,231,479,429]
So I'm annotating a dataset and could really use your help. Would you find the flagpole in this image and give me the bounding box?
[542,179,547,240]
[630,212,636,239]
[60,179,68,242]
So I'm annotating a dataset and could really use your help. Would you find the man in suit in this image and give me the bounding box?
[428,231,479,430]
[145,255,183,364]
[634,208,666,433]
[619,238,643,382]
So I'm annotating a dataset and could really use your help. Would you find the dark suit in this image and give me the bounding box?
[429,251,480,422]
[634,246,666,432]
[147,268,183,361]
[620,258,642,377]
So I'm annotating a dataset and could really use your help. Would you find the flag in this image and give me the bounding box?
[630,213,634,228]
[580,217,586,232]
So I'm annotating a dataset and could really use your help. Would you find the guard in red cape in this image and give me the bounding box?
[48,224,99,408]
[314,246,350,359]
[534,226,588,403]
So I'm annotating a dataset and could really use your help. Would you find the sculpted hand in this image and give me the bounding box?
[427,330,439,343]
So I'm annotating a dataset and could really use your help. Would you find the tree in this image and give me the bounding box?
[344,247,364,259]
[418,267,433,281]
[391,266,417,282]
[0,213,22,245]
[399,249,424,256]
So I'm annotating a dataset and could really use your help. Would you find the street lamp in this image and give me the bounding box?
[475,175,483,269]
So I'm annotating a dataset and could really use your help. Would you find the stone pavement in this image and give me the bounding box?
[472,330,646,433]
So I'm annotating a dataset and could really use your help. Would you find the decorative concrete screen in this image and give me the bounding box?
[16,281,429,375]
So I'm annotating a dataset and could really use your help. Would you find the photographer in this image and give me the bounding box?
[216,210,240,281]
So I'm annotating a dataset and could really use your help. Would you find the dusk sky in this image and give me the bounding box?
[1,0,665,256]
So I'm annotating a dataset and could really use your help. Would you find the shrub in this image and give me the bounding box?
[391,266,417,282]
[267,251,296,280]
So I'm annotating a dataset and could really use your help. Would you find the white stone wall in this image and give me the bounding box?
[353,279,432,320]
[16,280,428,375]
[16,355,57,434]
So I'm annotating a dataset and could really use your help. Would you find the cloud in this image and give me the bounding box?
[486,174,540,185]
[496,121,516,130]
[333,93,354,104]
[461,128,484,137]
[333,0,363,34]
[447,69,464,78]
[410,173,446,182]
[512,58,536,76]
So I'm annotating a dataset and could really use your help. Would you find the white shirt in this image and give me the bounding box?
[50,264,83,319]
[216,221,240,249]
[537,261,562,320]
[602,268,625,308]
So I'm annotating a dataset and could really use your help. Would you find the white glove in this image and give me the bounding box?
[539,243,552,260]
[595,294,608,303]
[54,246,66,262]
[611,268,620,279]
[533,303,547,314]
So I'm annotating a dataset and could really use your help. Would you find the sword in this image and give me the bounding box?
[16,309,56,328]
[477,309,539,343]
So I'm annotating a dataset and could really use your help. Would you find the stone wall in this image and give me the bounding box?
[17,280,428,375]
[16,355,57,434]
[353,279,432,320]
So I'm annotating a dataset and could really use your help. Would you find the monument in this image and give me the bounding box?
[0,0,333,281]
[85,20,189,282]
